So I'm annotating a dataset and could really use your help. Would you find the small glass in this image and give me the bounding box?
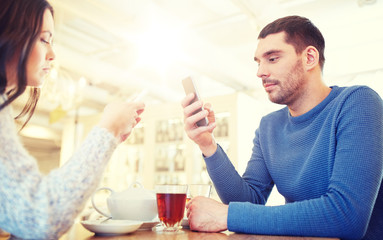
[186,184,212,204]
[154,184,188,233]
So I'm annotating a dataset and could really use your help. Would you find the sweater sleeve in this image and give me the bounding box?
[208,87,383,239]
[0,105,118,239]
[205,131,274,205]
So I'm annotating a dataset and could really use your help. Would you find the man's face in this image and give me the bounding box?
[254,32,307,106]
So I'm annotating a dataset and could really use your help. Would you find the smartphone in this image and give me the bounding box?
[132,89,147,102]
[182,77,209,127]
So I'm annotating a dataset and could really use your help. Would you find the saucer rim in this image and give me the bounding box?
[80,219,143,235]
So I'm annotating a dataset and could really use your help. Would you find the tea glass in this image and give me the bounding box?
[186,184,212,204]
[154,184,188,233]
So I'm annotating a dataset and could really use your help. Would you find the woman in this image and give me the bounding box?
[0,0,145,238]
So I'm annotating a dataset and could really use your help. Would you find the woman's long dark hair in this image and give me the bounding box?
[0,0,53,128]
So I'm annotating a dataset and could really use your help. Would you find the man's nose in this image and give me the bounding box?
[257,63,269,79]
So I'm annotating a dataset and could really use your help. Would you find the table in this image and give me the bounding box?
[0,223,340,240]
[59,222,339,240]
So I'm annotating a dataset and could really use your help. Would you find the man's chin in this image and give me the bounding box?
[268,94,284,105]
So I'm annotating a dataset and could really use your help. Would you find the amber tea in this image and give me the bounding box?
[154,184,188,232]
[156,193,186,227]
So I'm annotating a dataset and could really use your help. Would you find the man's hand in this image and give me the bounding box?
[186,196,228,232]
[181,93,217,157]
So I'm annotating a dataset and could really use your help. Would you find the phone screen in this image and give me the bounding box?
[182,77,208,127]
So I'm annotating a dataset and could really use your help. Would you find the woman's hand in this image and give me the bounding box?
[98,101,145,143]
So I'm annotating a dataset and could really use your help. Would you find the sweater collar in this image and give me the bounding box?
[288,86,340,123]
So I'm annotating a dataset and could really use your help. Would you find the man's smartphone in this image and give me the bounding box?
[182,77,209,127]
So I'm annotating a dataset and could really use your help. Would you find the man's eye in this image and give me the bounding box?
[269,57,278,62]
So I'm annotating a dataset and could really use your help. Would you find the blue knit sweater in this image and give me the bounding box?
[205,86,383,240]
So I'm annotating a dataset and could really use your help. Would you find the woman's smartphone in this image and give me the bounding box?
[182,77,209,127]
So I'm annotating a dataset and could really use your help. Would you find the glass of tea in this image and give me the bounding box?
[154,184,188,233]
[186,184,212,204]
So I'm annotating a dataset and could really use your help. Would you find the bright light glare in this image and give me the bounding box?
[68,82,76,96]
[79,77,87,88]
[49,68,58,79]
[134,23,185,73]
[21,125,57,140]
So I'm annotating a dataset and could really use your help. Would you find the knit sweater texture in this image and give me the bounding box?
[0,94,118,239]
[205,86,383,240]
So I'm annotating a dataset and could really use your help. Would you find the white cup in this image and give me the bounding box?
[91,182,157,221]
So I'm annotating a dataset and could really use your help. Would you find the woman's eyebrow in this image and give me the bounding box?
[41,30,53,37]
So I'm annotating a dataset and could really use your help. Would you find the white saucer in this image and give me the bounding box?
[81,219,143,236]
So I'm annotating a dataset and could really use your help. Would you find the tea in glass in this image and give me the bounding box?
[155,184,188,232]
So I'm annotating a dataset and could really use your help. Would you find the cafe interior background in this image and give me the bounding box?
[12,0,383,207]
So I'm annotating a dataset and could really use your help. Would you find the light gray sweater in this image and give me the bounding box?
[0,94,118,239]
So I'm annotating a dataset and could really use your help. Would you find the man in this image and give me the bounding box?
[181,16,382,239]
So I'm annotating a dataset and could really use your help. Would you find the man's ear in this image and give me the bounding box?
[303,46,319,71]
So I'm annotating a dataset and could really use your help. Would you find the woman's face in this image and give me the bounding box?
[26,9,55,87]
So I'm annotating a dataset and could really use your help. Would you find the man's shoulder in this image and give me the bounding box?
[334,85,378,95]
[333,85,382,103]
